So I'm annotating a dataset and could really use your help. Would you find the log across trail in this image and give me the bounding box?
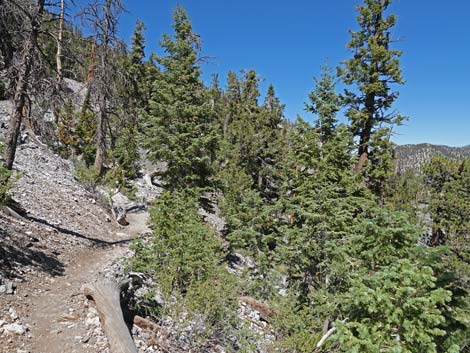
[82,280,138,353]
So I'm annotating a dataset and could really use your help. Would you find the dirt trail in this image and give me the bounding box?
[1,212,150,353]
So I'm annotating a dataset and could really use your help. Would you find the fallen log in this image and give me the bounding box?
[133,315,158,332]
[239,296,274,322]
[82,280,137,353]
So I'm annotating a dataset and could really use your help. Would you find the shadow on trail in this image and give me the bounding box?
[0,231,65,279]
[25,215,136,247]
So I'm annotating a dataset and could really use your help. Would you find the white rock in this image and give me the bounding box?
[9,307,18,320]
[3,323,25,335]
[85,316,100,327]
[87,307,98,318]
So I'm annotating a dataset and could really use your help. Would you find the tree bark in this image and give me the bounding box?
[82,280,137,353]
[94,100,107,175]
[93,0,112,176]
[3,0,45,170]
[56,0,65,84]
[354,92,375,173]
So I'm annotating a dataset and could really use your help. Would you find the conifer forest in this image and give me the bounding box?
[0,1,469,352]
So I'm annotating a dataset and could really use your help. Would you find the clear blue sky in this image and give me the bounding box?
[114,0,469,147]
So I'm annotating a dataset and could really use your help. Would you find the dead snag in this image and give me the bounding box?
[82,280,137,353]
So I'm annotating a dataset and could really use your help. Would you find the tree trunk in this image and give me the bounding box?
[3,0,45,170]
[354,92,375,173]
[82,280,137,353]
[94,100,107,175]
[93,0,112,176]
[56,0,65,84]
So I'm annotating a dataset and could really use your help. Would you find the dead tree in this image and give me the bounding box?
[55,0,65,85]
[3,0,46,170]
[81,0,124,176]
[82,279,138,353]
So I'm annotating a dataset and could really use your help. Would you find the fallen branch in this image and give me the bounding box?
[82,279,137,353]
[316,326,336,348]
[133,315,158,332]
[316,319,347,349]
[239,296,274,322]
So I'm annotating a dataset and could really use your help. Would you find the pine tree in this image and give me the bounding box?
[305,63,341,144]
[218,70,285,196]
[143,6,215,189]
[111,20,148,181]
[339,0,406,188]
[328,210,459,353]
[259,84,286,197]
[129,20,146,97]
[423,156,470,278]
[275,118,371,295]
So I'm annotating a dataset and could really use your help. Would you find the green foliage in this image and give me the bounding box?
[305,62,341,144]
[73,161,100,191]
[325,210,461,353]
[142,7,216,189]
[0,167,11,204]
[423,155,470,250]
[0,159,12,205]
[129,190,257,351]
[180,270,255,352]
[216,70,286,196]
[276,119,371,292]
[0,142,12,203]
[385,168,425,222]
[57,99,80,157]
[130,190,224,294]
[112,126,140,179]
[423,154,470,334]
[271,293,321,353]
[334,260,453,353]
[75,108,97,166]
[340,0,406,197]
[38,2,467,351]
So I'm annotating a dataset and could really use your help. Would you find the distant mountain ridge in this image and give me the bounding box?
[394,143,470,173]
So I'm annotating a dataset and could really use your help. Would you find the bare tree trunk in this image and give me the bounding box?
[3,0,45,170]
[93,0,112,175]
[82,280,137,353]
[80,43,95,116]
[56,0,65,84]
[94,101,107,175]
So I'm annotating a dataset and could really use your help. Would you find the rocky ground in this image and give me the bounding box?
[0,97,157,352]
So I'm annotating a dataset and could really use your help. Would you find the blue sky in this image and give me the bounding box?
[113,0,469,147]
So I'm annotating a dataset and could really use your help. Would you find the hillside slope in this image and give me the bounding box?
[0,98,155,352]
[395,143,470,172]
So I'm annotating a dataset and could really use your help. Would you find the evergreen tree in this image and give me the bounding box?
[276,118,371,296]
[385,168,425,223]
[143,6,215,189]
[328,210,459,353]
[339,0,406,197]
[305,63,341,144]
[111,20,149,181]
[218,70,285,196]
[128,20,147,100]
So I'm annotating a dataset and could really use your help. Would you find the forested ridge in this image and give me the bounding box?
[0,0,469,352]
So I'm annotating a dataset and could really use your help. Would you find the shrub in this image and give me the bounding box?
[73,160,100,191]
[129,190,257,351]
[0,164,12,204]
[0,143,12,204]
